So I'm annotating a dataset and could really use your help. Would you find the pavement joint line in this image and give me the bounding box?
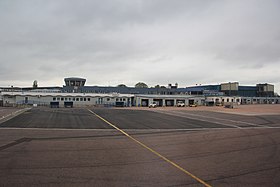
[1,126,280,131]
[0,137,32,151]
[155,110,267,128]
[154,110,242,129]
[175,110,268,127]
[88,109,212,187]
[173,111,269,128]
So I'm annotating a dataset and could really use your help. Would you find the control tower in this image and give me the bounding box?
[64,77,86,87]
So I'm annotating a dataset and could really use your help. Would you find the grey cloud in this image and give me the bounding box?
[214,43,280,67]
[0,0,280,93]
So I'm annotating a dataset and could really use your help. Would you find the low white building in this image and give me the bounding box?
[241,97,280,104]
[0,91,207,107]
[205,96,242,105]
[1,91,134,107]
[134,94,204,107]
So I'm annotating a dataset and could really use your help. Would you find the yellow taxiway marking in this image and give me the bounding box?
[88,109,212,187]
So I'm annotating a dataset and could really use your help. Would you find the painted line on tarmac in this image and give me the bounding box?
[0,127,118,131]
[88,109,212,187]
[0,108,31,125]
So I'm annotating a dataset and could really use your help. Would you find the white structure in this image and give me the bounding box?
[1,91,133,107]
[134,94,204,107]
[205,96,242,105]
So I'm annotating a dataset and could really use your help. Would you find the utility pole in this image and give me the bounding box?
[229,82,231,97]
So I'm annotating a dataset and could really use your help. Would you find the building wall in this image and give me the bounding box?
[241,97,279,104]
[256,84,275,97]
[3,94,132,107]
[206,96,242,105]
[134,95,204,107]
[257,84,274,92]
[266,84,274,92]
[238,86,257,97]
[2,95,16,106]
[220,82,239,91]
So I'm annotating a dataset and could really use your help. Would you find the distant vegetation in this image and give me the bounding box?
[153,85,166,88]
[117,84,127,88]
[135,82,148,88]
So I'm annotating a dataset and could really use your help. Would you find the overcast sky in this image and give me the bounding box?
[0,0,279,93]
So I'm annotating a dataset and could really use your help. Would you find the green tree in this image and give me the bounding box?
[135,82,148,88]
[154,85,166,89]
[154,85,160,88]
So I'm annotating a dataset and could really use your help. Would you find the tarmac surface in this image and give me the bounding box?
[1,107,280,186]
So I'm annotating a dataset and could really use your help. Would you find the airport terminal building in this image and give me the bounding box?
[0,77,279,107]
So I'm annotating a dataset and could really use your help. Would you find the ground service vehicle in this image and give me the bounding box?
[149,101,157,108]
[189,104,197,107]
[177,101,185,107]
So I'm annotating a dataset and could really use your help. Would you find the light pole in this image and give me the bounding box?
[229,82,231,97]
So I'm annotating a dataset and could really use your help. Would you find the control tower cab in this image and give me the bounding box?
[64,77,86,87]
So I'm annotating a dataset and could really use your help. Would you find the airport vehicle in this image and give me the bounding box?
[176,101,185,107]
[149,101,157,108]
[189,104,197,107]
